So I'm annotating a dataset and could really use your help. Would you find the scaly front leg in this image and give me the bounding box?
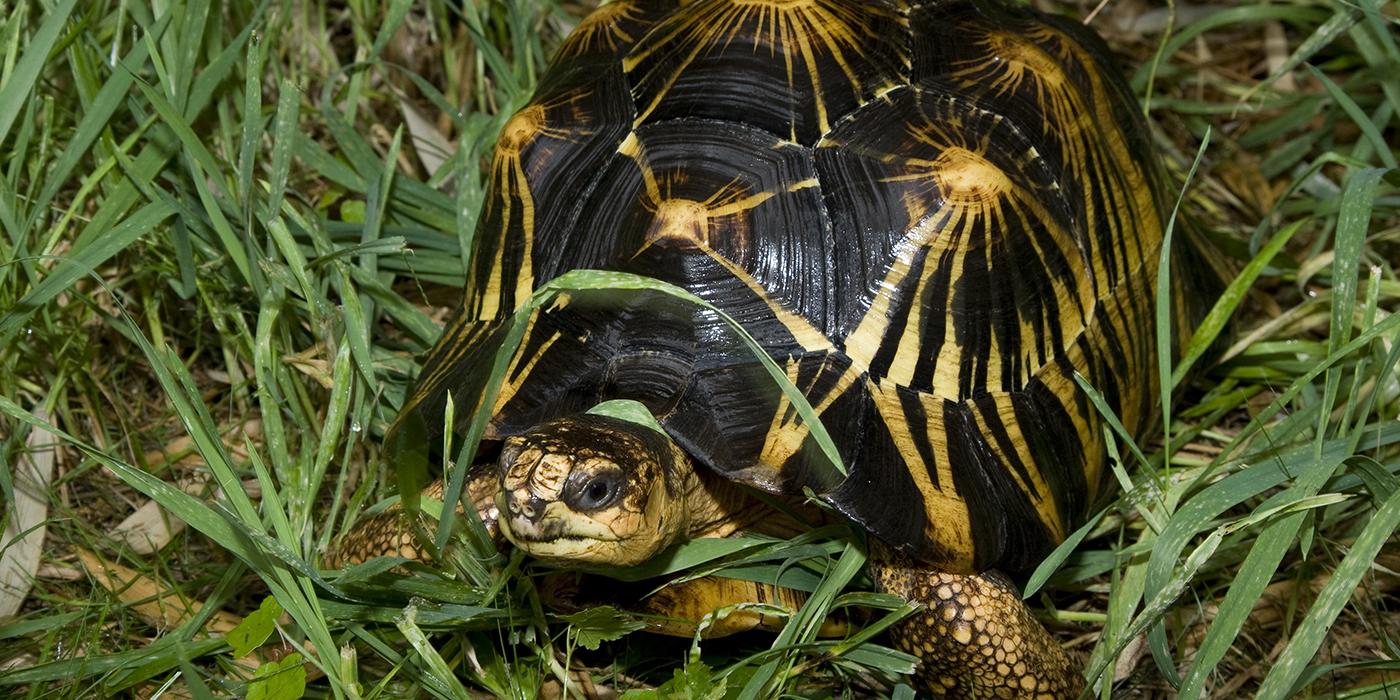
[326,464,502,568]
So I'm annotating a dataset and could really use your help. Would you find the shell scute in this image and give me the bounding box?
[462,62,635,323]
[913,4,1163,297]
[623,0,909,144]
[549,119,835,344]
[816,86,1090,401]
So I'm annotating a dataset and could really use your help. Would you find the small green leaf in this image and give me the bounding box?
[559,605,646,650]
[645,661,726,700]
[587,399,666,436]
[226,596,283,658]
[245,652,306,700]
[339,199,366,223]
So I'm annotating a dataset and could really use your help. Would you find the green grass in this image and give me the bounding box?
[1,0,1397,697]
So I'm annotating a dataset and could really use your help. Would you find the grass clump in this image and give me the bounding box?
[0,0,1397,697]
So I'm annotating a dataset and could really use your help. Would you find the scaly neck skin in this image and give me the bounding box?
[679,467,766,540]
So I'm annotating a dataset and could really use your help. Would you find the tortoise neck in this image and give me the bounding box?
[683,468,766,540]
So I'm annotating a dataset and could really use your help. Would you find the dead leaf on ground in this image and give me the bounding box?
[0,408,57,617]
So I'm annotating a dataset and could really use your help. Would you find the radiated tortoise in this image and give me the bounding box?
[335,0,1202,696]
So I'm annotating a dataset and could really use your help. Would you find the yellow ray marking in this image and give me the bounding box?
[953,27,1163,300]
[499,104,547,152]
[398,321,495,418]
[843,236,915,372]
[785,8,830,135]
[621,132,825,351]
[557,0,646,58]
[981,32,1066,90]
[466,99,585,321]
[869,380,974,564]
[646,198,709,245]
[706,189,778,217]
[1035,348,1102,500]
[842,102,1101,395]
[925,207,971,397]
[929,146,1011,204]
[617,131,661,204]
[698,241,833,352]
[758,357,811,465]
[510,147,538,311]
[881,147,1014,389]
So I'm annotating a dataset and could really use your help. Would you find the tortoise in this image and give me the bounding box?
[335,0,1201,695]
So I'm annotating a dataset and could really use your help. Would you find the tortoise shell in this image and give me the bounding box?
[397,0,1176,574]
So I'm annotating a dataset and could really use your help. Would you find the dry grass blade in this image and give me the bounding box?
[72,547,244,636]
[0,408,55,617]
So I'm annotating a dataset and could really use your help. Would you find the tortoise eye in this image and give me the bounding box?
[573,474,620,510]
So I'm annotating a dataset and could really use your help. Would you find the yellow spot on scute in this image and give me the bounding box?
[984,32,1068,90]
[500,105,546,153]
[647,198,710,246]
[933,146,1011,205]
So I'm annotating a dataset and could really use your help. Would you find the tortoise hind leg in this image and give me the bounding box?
[872,552,1081,698]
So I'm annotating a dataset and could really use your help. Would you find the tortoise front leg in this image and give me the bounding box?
[872,552,1081,699]
[326,465,502,567]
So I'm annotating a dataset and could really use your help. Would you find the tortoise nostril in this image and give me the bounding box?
[508,491,548,522]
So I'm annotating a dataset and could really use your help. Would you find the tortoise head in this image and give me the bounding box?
[495,413,690,567]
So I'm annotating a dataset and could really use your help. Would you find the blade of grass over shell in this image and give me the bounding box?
[433,268,847,558]
[542,270,847,480]
[1072,374,1152,473]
